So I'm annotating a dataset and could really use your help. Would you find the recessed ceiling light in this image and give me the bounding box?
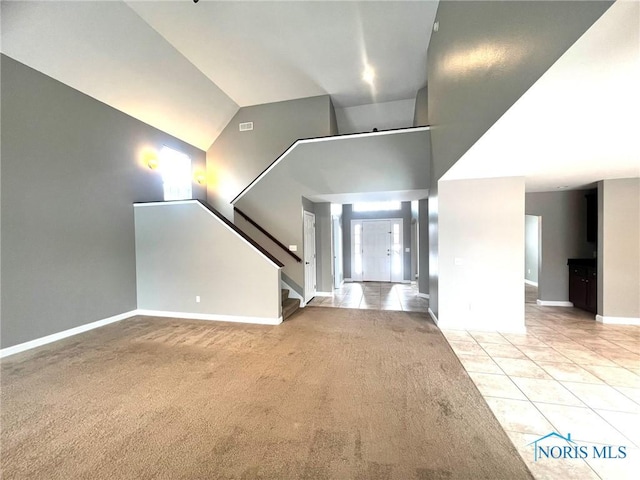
[557,185,569,189]
[362,65,375,85]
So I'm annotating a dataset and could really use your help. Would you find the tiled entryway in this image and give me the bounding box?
[441,285,640,480]
[306,281,428,313]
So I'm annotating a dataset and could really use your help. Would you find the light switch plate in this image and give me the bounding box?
[289,245,297,252]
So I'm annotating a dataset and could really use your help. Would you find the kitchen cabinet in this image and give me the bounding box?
[568,260,597,314]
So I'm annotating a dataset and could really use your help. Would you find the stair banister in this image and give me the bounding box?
[234,207,302,263]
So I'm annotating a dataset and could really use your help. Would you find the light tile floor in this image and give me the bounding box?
[308,282,639,479]
[307,281,429,313]
[441,285,640,479]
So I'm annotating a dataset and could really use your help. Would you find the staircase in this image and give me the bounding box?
[282,289,301,320]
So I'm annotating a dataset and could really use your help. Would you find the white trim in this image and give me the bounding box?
[596,315,640,326]
[344,278,353,282]
[134,200,195,207]
[134,201,282,270]
[417,293,430,299]
[436,320,527,334]
[314,291,334,297]
[0,310,138,358]
[536,299,574,307]
[232,126,431,204]
[137,310,282,325]
[401,280,411,284]
[429,309,526,334]
[524,279,538,287]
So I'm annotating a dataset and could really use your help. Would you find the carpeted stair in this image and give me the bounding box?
[282,289,300,320]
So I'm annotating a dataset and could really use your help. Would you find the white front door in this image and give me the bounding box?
[303,211,316,302]
[362,220,391,282]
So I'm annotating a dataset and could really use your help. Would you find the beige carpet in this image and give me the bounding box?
[1,307,533,479]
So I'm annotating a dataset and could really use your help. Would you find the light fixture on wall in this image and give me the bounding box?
[194,171,206,185]
[145,152,159,170]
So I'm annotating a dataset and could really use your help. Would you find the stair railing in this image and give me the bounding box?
[194,200,284,268]
[234,207,302,263]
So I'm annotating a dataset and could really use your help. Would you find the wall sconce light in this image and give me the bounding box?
[194,172,206,185]
[145,152,159,170]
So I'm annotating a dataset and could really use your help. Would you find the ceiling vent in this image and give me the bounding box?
[239,122,254,132]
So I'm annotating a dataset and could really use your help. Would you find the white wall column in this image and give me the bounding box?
[437,177,525,332]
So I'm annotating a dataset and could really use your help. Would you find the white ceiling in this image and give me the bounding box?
[443,0,640,192]
[1,0,437,150]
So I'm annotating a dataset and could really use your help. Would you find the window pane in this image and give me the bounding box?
[160,146,192,201]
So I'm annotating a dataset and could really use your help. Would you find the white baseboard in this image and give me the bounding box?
[0,310,138,359]
[436,319,527,334]
[524,279,538,287]
[537,299,574,307]
[428,308,438,324]
[314,291,334,297]
[417,293,430,299]
[137,310,283,326]
[344,278,353,282]
[0,307,284,359]
[596,315,640,326]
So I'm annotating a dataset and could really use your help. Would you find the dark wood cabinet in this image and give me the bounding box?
[585,192,597,243]
[568,261,597,313]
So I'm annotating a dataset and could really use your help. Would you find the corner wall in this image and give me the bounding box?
[598,178,640,322]
[438,177,525,332]
[426,0,612,321]
[1,55,206,348]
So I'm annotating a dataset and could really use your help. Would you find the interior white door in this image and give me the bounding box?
[362,220,391,281]
[303,211,316,302]
[332,217,343,289]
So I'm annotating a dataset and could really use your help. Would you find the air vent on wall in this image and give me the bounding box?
[239,122,254,132]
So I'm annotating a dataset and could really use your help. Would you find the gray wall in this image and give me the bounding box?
[206,95,334,218]
[525,215,540,285]
[526,191,593,302]
[426,0,611,318]
[598,179,640,319]
[413,86,428,127]
[134,202,281,320]
[418,199,429,295]
[342,203,412,282]
[1,55,206,348]
[335,99,415,134]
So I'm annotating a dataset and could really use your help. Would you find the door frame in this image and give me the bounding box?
[351,218,403,283]
[303,211,317,303]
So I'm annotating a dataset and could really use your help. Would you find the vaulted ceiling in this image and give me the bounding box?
[1,0,438,150]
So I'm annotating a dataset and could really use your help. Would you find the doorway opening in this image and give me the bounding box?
[525,214,541,304]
